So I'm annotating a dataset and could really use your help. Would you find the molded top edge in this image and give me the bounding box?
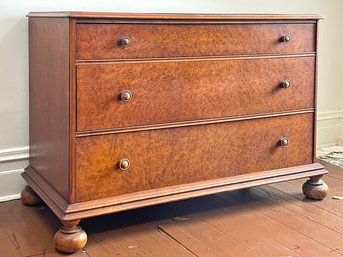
[27,12,322,20]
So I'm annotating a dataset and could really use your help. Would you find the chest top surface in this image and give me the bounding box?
[27,12,322,20]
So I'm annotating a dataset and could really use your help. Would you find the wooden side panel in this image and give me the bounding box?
[75,113,313,202]
[77,57,315,131]
[28,18,70,200]
[76,23,316,60]
[313,21,319,162]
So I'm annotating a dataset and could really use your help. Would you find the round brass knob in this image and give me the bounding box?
[281,34,291,43]
[120,37,131,47]
[120,90,132,102]
[119,158,130,171]
[280,79,291,89]
[280,137,289,147]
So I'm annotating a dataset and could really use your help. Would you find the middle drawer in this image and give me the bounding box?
[77,57,314,132]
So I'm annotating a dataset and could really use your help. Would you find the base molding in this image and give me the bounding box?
[22,163,328,221]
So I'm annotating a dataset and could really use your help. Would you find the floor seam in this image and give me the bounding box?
[155,225,198,257]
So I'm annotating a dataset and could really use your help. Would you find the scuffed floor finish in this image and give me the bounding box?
[1,163,343,257]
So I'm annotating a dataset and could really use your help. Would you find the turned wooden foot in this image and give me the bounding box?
[21,185,43,206]
[54,220,87,253]
[302,175,329,200]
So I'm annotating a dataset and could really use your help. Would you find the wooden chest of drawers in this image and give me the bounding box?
[22,12,328,253]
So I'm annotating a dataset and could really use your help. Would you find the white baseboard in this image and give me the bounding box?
[0,146,29,162]
[0,194,21,202]
[317,110,341,121]
[0,110,341,202]
[0,147,29,202]
[317,110,342,147]
[0,169,26,202]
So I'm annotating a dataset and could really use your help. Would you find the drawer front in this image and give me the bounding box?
[77,57,314,132]
[75,113,313,202]
[76,23,315,60]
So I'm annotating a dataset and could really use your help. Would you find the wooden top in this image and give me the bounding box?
[27,12,322,20]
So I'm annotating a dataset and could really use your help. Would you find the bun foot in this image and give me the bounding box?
[54,220,87,253]
[21,185,43,206]
[302,176,329,200]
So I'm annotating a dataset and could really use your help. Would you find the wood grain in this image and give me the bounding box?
[234,190,343,255]
[76,23,315,60]
[28,18,70,200]
[0,201,59,256]
[0,224,22,257]
[75,113,314,201]
[69,18,77,204]
[77,57,315,131]
[158,221,261,257]
[205,192,342,256]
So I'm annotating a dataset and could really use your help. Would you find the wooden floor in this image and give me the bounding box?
[1,162,343,257]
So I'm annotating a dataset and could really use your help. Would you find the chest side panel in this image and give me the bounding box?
[28,17,70,200]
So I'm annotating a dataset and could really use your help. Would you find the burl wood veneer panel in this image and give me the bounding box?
[77,57,315,131]
[75,113,313,202]
[76,23,315,60]
[29,18,70,199]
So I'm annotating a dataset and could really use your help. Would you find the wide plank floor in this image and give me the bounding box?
[1,162,343,257]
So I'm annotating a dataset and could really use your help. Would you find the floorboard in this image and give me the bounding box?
[0,223,22,257]
[209,192,340,257]
[246,188,343,255]
[0,162,342,257]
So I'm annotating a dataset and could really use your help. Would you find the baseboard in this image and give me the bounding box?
[0,146,29,162]
[0,146,29,201]
[339,123,343,145]
[317,110,342,147]
[0,169,26,202]
[0,194,21,202]
[317,110,340,121]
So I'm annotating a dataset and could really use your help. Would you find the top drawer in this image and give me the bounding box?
[76,23,316,60]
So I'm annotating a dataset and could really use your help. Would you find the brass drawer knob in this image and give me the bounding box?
[119,158,130,171]
[280,137,289,147]
[280,79,291,89]
[120,90,132,102]
[280,34,291,43]
[120,37,131,47]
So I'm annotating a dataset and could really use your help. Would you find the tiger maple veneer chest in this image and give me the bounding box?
[22,12,328,253]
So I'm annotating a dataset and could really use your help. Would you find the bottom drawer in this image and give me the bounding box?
[75,113,313,202]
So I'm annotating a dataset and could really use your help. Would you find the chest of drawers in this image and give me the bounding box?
[21,12,328,253]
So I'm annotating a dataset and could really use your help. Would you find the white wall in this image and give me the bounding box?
[0,0,342,201]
